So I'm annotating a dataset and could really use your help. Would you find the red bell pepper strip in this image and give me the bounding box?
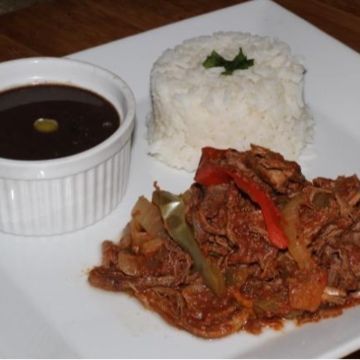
[195,147,289,249]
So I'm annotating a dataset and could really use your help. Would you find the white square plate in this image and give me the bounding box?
[0,0,359,357]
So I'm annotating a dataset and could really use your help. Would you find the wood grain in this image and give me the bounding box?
[0,0,357,62]
[0,0,142,57]
[0,33,39,60]
[0,0,359,357]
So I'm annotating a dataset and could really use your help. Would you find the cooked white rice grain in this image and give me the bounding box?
[147,32,313,171]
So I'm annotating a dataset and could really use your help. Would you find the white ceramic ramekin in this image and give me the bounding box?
[0,57,135,236]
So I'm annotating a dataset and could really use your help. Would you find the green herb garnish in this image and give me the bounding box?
[202,48,254,75]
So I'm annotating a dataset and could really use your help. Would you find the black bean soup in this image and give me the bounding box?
[0,84,120,160]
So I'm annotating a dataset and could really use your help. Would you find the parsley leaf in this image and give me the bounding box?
[202,48,254,75]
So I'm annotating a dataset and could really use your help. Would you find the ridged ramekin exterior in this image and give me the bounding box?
[0,142,130,235]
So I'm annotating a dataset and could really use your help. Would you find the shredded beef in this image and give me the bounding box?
[89,146,360,338]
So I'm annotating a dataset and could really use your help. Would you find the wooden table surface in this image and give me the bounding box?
[0,0,359,61]
[0,0,359,358]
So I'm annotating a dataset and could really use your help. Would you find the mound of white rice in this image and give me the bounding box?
[147,32,313,171]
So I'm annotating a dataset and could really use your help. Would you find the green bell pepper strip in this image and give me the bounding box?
[152,189,225,296]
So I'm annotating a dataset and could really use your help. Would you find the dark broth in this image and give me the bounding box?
[0,84,120,160]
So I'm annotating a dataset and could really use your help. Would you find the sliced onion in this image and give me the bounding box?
[131,196,167,239]
[130,218,151,246]
[117,252,141,276]
[323,286,346,297]
[322,286,347,305]
[141,238,164,255]
[350,290,360,298]
[281,194,314,269]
